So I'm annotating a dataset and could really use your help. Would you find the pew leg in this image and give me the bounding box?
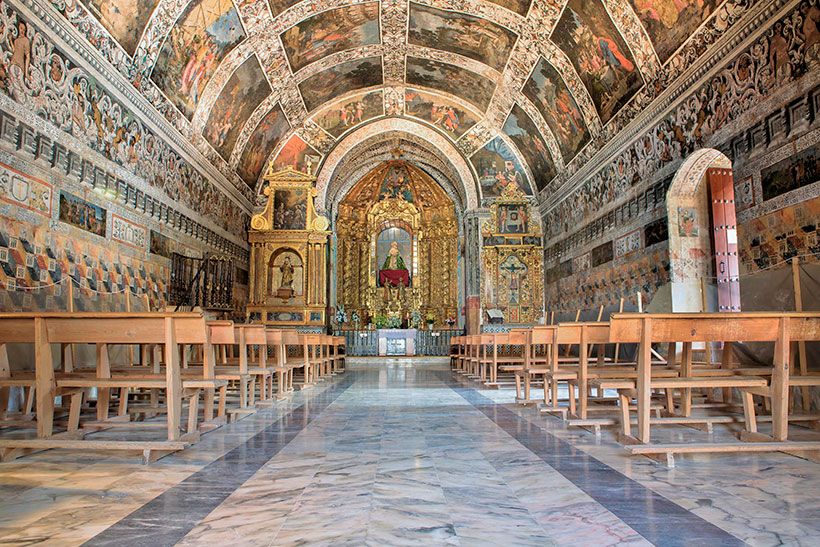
[203,389,214,422]
[568,383,576,417]
[249,377,257,406]
[0,387,9,418]
[551,378,558,409]
[240,377,249,408]
[741,390,758,434]
[619,391,631,438]
[217,386,227,417]
[665,389,675,416]
[514,373,522,400]
[117,387,129,417]
[67,391,83,432]
[187,389,201,435]
[524,373,531,401]
[97,388,110,421]
[24,386,35,417]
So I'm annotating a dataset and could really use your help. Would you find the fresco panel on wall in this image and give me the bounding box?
[405,57,496,112]
[81,0,160,56]
[502,105,556,192]
[238,103,291,187]
[298,57,383,113]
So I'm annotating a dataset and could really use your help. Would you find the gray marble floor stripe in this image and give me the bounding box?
[444,375,745,547]
[83,375,356,547]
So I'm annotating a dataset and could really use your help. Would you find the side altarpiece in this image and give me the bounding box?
[248,166,330,326]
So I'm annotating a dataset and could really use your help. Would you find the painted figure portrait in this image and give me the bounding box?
[502,105,556,192]
[497,203,529,234]
[273,188,308,230]
[483,0,532,16]
[406,57,496,112]
[630,0,721,63]
[298,57,383,113]
[281,3,380,73]
[268,0,301,18]
[404,88,478,138]
[204,56,272,161]
[470,136,533,197]
[272,135,321,174]
[408,3,518,72]
[238,103,291,187]
[552,0,643,123]
[313,91,383,137]
[151,0,245,119]
[761,143,819,201]
[82,0,160,56]
[523,57,591,163]
[678,207,699,237]
[59,191,107,237]
[149,230,172,258]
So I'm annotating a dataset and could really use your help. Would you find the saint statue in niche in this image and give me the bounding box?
[379,241,410,288]
[268,251,302,302]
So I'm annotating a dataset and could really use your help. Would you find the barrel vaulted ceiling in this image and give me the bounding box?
[51,0,758,209]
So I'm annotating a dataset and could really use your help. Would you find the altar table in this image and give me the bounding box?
[377,329,416,356]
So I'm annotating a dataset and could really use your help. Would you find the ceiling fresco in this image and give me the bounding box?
[54,0,757,201]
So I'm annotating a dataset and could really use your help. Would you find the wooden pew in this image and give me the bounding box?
[330,336,346,374]
[282,330,314,389]
[0,313,210,462]
[608,312,820,466]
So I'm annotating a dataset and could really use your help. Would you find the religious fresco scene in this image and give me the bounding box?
[81,0,159,56]
[404,88,479,138]
[552,0,644,123]
[2,0,820,543]
[312,90,384,137]
[238,103,291,186]
[297,56,383,112]
[405,56,497,112]
[407,3,518,72]
[150,0,246,120]
[204,55,272,161]
[281,2,380,73]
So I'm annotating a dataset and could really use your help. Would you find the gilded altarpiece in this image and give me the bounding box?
[248,167,330,326]
[335,161,458,326]
[482,184,544,324]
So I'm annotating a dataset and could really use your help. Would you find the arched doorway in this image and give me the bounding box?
[666,148,740,312]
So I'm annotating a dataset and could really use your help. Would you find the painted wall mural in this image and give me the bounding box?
[271,135,321,173]
[59,190,107,237]
[523,57,591,163]
[298,57,383,113]
[238,103,291,187]
[502,105,556,192]
[404,88,478,138]
[405,57,496,112]
[469,136,532,197]
[204,56,272,162]
[312,90,383,137]
[551,0,643,124]
[761,143,819,201]
[0,7,247,237]
[281,2,380,73]
[544,3,818,241]
[407,3,517,72]
[629,0,722,64]
[81,0,159,56]
[150,0,246,120]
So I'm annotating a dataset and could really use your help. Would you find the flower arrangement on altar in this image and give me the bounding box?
[445,316,456,328]
[335,305,348,326]
[410,309,422,329]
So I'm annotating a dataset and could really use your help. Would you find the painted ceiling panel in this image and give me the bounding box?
[522,56,591,164]
[53,0,760,204]
[407,3,518,72]
[312,90,385,137]
[238,103,291,186]
[298,57,384,113]
[81,0,159,56]
[404,88,479,139]
[629,0,724,64]
[470,136,534,198]
[405,57,496,112]
[151,0,246,120]
[551,0,644,124]
[503,104,557,193]
[281,3,381,73]
[204,55,272,161]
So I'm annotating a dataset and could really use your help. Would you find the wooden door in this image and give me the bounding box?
[707,168,741,311]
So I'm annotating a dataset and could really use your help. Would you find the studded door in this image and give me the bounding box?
[707,168,741,312]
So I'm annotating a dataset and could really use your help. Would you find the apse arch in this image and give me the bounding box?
[315,118,480,212]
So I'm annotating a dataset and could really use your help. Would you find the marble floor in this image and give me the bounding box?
[0,359,819,546]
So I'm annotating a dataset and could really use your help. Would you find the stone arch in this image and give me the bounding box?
[315,119,480,213]
[665,148,733,312]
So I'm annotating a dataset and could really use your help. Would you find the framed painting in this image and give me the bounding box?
[273,187,308,230]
